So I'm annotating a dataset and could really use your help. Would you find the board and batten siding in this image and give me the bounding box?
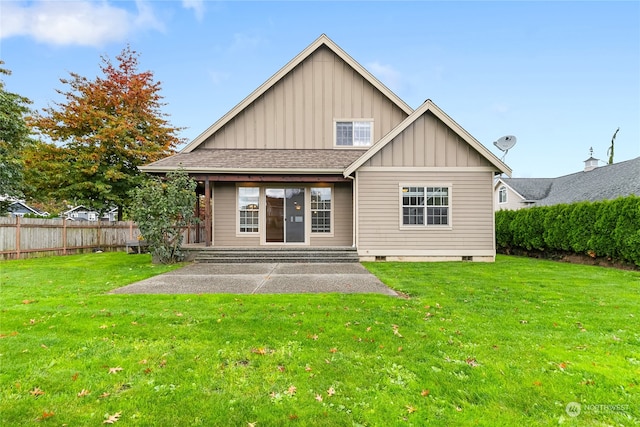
[364,111,493,168]
[201,46,408,150]
[212,182,353,247]
[356,170,496,259]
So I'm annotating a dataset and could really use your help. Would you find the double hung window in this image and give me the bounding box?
[401,186,450,227]
[238,187,259,233]
[311,187,332,233]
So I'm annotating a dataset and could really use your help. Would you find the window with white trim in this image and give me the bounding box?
[335,121,372,146]
[401,186,450,226]
[238,187,259,233]
[311,187,331,233]
[498,186,507,204]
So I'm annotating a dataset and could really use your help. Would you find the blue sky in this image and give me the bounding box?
[1,0,638,178]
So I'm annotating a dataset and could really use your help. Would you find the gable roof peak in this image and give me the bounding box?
[181,34,413,153]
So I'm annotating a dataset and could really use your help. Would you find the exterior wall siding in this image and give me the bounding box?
[213,182,353,247]
[201,46,408,150]
[364,111,492,168]
[356,170,496,256]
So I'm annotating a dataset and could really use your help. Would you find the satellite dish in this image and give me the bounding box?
[493,135,517,161]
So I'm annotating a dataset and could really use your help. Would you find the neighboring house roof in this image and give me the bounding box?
[141,149,365,174]
[180,34,413,153]
[7,201,48,216]
[344,99,511,176]
[496,178,554,202]
[498,156,640,206]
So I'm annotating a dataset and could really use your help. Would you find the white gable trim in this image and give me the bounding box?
[344,100,512,177]
[494,177,526,202]
[181,34,413,153]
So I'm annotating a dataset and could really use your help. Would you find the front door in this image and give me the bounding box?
[265,188,305,243]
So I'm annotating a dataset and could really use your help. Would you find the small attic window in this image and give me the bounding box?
[335,120,373,147]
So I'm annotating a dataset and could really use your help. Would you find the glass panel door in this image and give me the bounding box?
[285,188,305,243]
[266,189,284,242]
[265,188,305,243]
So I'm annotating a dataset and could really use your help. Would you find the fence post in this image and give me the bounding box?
[63,218,67,255]
[15,216,21,259]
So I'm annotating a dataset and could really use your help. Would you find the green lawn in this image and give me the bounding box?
[1,253,638,426]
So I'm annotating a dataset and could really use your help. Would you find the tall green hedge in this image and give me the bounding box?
[495,196,640,267]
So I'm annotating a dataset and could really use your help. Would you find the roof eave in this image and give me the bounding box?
[139,165,346,175]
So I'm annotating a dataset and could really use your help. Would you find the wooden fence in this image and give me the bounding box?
[0,217,204,260]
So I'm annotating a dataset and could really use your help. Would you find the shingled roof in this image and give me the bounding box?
[500,156,640,206]
[140,149,366,174]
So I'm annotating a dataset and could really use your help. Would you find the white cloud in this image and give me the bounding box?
[0,0,163,47]
[229,32,266,52]
[182,0,204,21]
[367,61,403,93]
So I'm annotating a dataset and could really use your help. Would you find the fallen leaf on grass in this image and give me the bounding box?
[406,405,417,414]
[103,412,121,424]
[22,299,35,304]
[285,385,297,396]
[247,422,257,427]
[71,372,79,381]
[329,347,338,353]
[37,410,54,421]
[108,367,123,374]
[465,358,479,367]
[0,331,19,338]
[392,325,403,338]
[30,387,45,397]
[77,389,90,397]
[421,389,430,396]
[99,392,111,399]
[315,394,323,402]
[327,387,335,397]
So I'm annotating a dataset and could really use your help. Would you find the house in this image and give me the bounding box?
[141,34,511,261]
[494,155,640,210]
[5,200,49,217]
[63,205,118,222]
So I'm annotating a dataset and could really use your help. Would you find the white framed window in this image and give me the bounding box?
[400,185,451,227]
[335,120,373,147]
[311,187,332,233]
[238,187,259,233]
[498,186,507,204]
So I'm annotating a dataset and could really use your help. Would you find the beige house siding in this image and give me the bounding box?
[494,184,528,211]
[363,111,493,168]
[213,182,260,247]
[212,182,353,247]
[201,46,408,150]
[356,170,496,258]
[310,182,353,246]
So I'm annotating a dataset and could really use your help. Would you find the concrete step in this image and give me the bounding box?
[193,247,360,263]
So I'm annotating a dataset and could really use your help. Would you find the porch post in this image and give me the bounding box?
[205,177,212,247]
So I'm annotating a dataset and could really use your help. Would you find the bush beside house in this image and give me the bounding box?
[495,196,640,267]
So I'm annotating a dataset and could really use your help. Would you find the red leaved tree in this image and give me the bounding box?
[28,46,184,219]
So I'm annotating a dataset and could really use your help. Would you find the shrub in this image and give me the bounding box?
[129,169,197,264]
[495,196,640,267]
